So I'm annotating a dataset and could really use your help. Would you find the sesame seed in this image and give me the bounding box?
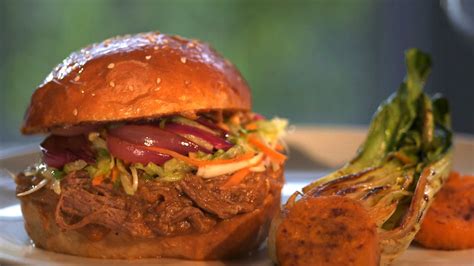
[153,46,159,50]
[128,85,134,91]
[91,93,96,97]
[73,108,78,116]
[74,76,80,82]
[80,89,85,94]
[109,81,115,87]
[180,57,187,63]
[187,42,195,48]
[156,78,161,85]
[107,63,115,69]
[145,55,152,60]
[163,39,169,44]
[154,87,160,91]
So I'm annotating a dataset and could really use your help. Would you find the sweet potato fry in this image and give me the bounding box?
[415,172,474,250]
[275,195,380,266]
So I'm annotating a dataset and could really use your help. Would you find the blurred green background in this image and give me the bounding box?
[1,0,473,149]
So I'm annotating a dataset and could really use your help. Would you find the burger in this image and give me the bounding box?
[15,32,287,260]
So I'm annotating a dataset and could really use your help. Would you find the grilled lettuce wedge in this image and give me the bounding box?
[268,49,452,265]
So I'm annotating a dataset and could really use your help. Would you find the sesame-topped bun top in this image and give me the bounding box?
[22,32,251,134]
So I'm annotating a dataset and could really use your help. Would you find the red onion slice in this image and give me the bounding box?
[165,123,233,151]
[40,135,95,168]
[108,125,211,154]
[51,124,99,136]
[252,113,266,121]
[42,150,80,169]
[196,117,229,138]
[106,135,171,165]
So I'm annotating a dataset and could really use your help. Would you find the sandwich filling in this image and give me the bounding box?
[16,112,287,239]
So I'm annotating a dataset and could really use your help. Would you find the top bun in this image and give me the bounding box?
[22,32,251,134]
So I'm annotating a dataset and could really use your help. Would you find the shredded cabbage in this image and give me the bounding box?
[63,160,87,173]
[171,116,217,135]
[51,179,61,194]
[197,153,264,178]
[255,117,288,145]
[88,132,107,149]
[130,166,139,192]
[119,172,135,195]
[132,158,194,182]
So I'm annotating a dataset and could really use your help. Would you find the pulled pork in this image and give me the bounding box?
[16,168,281,241]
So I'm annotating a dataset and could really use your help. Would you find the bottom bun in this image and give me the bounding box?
[20,183,281,260]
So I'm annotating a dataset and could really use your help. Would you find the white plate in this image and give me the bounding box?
[0,126,473,265]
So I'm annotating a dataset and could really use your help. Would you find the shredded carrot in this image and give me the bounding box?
[247,136,287,164]
[141,145,255,167]
[275,143,284,151]
[245,123,258,130]
[110,167,119,182]
[203,152,254,165]
[217,122,230,131]
[92,174,105,186]
[141,146,203,166]
[230,115,241,125]
[221,168,251,188]
[220,154,265,188]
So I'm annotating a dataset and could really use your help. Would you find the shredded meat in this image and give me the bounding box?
[53,172,128,231]
[16,168,281,241]
[178,174,269,219]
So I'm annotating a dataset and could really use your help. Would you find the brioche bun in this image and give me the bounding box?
[22,32,251,134]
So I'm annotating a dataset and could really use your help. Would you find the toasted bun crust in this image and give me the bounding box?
[22,32,251,134]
